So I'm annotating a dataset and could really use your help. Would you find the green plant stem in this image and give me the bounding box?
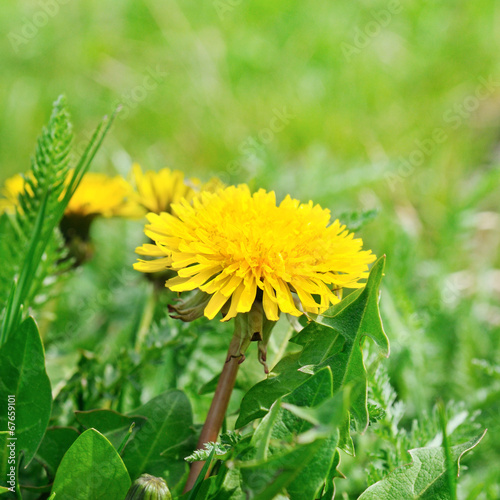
[183,349,241,492]
[134,286,158,352]
[438,401,457,500]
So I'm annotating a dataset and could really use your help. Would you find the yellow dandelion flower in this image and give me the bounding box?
[0,174,31,214]
[1,171,137,265]
[0,171,135,218]
[131,163,224,215]
[65,172,136,218]
[134,185,376,322]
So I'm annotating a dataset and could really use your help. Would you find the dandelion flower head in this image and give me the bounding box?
[131,163,224,215]
[135,185,376,322]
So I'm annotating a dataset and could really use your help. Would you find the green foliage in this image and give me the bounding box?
[35,427,79,478]
[0,317,52,465]
[185,447,217,500]
[0,96,72,340]
[365,362,483,488]
[358,432,487,499]
[75,409,147,450]
[51,428,131,499]
[18,95,73,230]
[0,95,116,345]
[122,391,195,488]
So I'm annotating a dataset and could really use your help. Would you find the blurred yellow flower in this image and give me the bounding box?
[0,174,29,214]
[0,171,135,218]
[131,163,224,215]
[134,185,376,322]
[65,172,136,218]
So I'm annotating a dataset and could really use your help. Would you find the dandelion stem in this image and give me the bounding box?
[134,285,157,352]
[183,347,242,492]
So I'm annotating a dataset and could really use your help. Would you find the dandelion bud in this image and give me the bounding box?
[125,474,172,500]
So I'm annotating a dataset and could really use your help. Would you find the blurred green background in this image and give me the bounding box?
[1,0,500,497]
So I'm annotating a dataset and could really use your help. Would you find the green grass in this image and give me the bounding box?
[1,0,500,497]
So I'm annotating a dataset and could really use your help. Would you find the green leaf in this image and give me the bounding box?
[238,440,325,500]
[236,351,308,428]
[237,256,388,432]
[51,428,131,500]
[274,367,334,440]
[122,390,194,488]
[0,486,10,496]
[285,437,338,500]
[358,431,487,500]
[35,427,80,478]
[75,409,147,450]
[251,399,282,461]
[282,388,350,444]
[277,369,338,500]
[0,317,52,465]
[311,256,388,430]
[280,387,347,500]
[238,370,341,500]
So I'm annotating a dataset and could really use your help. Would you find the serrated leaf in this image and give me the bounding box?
[51,428,131,500]
[75,409,147,450]
[319,449,344,500]
[35,427,79,478]
[185,442,232,463]
[122,390,194,488]
[0,317,52,465]
[312,256,388,430]
[237,256,388,432]
[358,431,487,500]
[241,369,340,500]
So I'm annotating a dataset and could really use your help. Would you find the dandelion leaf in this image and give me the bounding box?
[237,256,388,433]
[358,431,487,500]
